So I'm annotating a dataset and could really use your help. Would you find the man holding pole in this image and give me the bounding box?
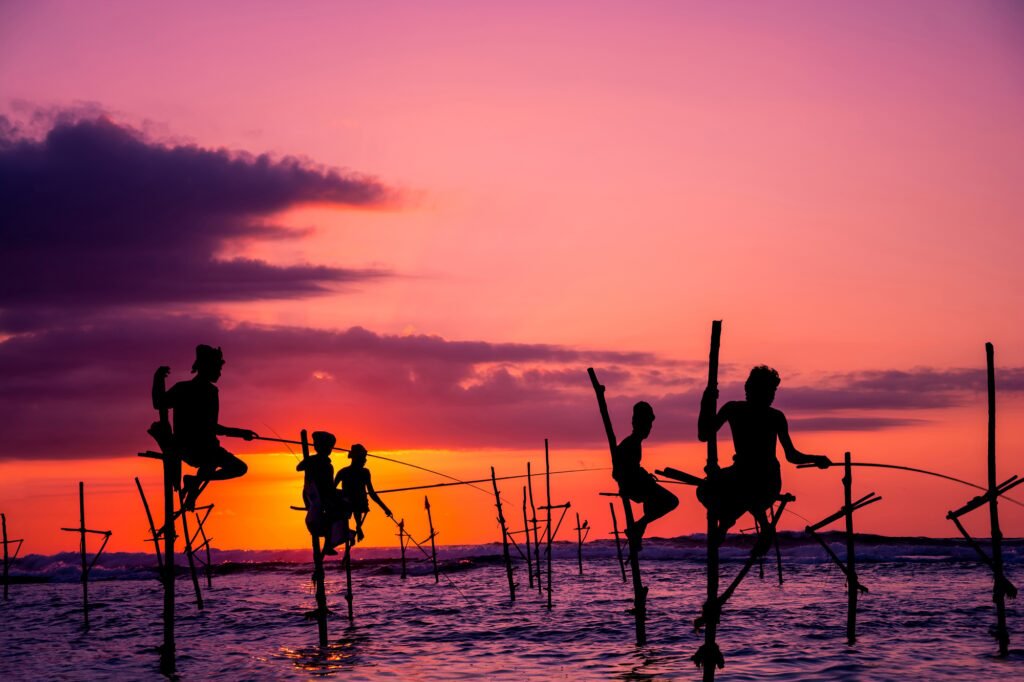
[697,365,830,553]
[152,344,258,510]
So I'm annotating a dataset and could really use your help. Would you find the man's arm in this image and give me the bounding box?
[216,424,258,440]
[777,412,830,468]
[366,472,392,517]
[152,366,171,410]
[697,393,731,442]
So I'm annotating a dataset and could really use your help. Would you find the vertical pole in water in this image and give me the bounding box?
[491,467,516,602]
[162,455,176,674]
[398,519,408,580]
[2,513,8,600]
[180,509,203,609]
[344,539,354,623]
[199,516,213,589]
[986,342,1009,657]
[698,320,724,678]
[770,506,784,585]
[844,451,857,645]
[425,496,439,584]
[302,430,329,646]
[610,503,627,583]
[78,481,89,629]
[545,439,553,610]
[528,462,542,594]
[523,487,534,589]
[575,513,584,576]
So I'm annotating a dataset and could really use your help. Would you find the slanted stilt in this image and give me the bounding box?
[490,467,516,602]
[609,502,627,583]
[588,368,646,645]
[425,496,439,584]
[180,507,204,609]
[60,482,112,630]
[190,505,215,589]
[135,477,163,571]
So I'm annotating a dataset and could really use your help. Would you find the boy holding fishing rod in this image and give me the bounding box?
[152,344,258,510]
[697,365,831,554]
[335,444,393,543]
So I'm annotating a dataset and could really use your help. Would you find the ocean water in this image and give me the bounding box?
[1,535,1022,680]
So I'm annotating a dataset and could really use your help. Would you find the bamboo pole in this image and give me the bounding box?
[523,487,534,589]
[425,496,439,584]
[180,508,203,609]
[588,368,646,644]
[300,429,329,645]
[79,482,89,628]
[769,505,784,585]
[2,513,8,600]
[195,507,214,589]
[545,439,553,610]
[135,477,163,570]
[344,539,354,623]
[574,514,588,576]
[491,467,516,602]
[844,452,857,645]
[161,456,175,674]
[987,342,1010,656]
[696,320,724,677]
[610,503,627,583]
[528,462,542,594]
[398,519,408,580]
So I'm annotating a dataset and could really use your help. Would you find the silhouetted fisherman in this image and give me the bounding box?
[152,345,257,510]
[335,444,392,543]
[613,401,679,550]
[698,365,830,553]
[297,431,348,554]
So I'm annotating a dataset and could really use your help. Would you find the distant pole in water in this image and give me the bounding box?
[522,486,534,589]
[945,343,1021,658]
[1,513,7,600]
[343,538,355,623]
[545,439,553,610]
[609,503,627,583]
[575,513,588,576]
[60,482,112,630]
[844,452,857,645]
[425,496,439,584]
[769,505,784,585]
[527,462,543,594]
[491,467,516,602]
[397,519,408,580]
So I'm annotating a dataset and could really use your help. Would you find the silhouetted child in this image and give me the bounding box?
[613,401,679,550]
[697,365,830,554]
[335,443,392,543]
[297,431,347,554]
[152,344,257,510]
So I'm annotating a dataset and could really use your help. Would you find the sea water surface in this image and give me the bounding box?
[1,535,1022,681]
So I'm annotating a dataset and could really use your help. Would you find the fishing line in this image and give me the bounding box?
[384,514,474,604]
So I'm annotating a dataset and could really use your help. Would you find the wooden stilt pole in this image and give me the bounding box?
[545,439,553,610]
[770,505,784,586]
[588,369,647,645]
[79,482,89,628]
[987,343,1009,657]
[161,456,175,674]
[528,462,542,594]
[844,452,857,645]
[2,513,9,600]
[490,467,516,602]
[696,320,724,677]
[398,519,408,580]
[193,506,214,589]
[300,429,329,646]
[344,539,354,623]
[523,487,534,589]
[180,508,203,609]
[610,502,627,583]
[425,496,439,584]
[575,513,585,576]
[135,478,163,570]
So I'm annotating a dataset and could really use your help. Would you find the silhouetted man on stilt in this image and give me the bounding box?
[698,365,830,554]
[152,345,257,510]
[613,401,679,550]
[335,444,392,543]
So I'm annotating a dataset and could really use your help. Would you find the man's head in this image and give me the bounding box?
[745,365,781,406]
[192,344,225,381]
[348,443,368,465]
[631,401,655,439]
[312,431,336,457]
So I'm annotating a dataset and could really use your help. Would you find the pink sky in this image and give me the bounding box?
[1,1,1023,552]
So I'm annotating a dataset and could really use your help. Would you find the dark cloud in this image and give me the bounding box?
[2,316,1019,462]
[0,115,394,327]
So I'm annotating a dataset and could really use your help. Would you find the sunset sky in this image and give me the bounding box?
[1,0,1023,554]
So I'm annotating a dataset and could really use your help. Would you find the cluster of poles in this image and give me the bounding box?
[0,325,1019,681]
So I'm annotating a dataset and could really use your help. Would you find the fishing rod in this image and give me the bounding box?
[797,461,1024,509]
[376,467,608,494]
